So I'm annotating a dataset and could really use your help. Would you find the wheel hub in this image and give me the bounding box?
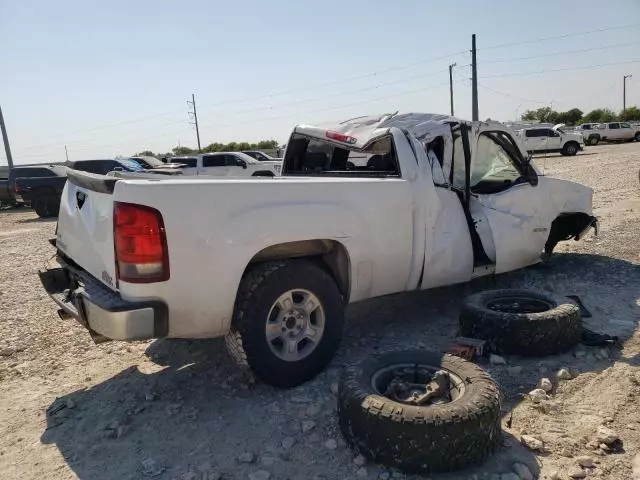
[266,289,325,362]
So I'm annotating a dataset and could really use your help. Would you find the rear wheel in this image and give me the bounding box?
[634,132,640,142]
[589,136,599,146]
[226,260,344,387]
[562,142,579,156]
[33,195,60,218]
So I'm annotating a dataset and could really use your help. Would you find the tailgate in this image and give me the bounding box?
[56,170,118,291]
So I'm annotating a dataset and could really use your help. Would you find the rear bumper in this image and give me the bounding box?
[39,258,168,341]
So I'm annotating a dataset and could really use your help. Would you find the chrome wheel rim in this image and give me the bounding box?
[266,289,325,362]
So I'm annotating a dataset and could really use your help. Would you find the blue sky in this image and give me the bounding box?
[1,0,639,164]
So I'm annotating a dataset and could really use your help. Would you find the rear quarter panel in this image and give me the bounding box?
[113,177,414,338]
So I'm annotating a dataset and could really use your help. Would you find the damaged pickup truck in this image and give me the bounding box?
[39,113,597,387]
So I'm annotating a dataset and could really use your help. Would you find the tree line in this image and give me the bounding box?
[521,106,640,125]
[136,139,280,158]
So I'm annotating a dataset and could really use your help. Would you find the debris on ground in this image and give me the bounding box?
[538,377,553,393]
[140,458,165,477]
[596,426,619,445]
[528,388,550,404]
[557,368,573,380]
[490,354,507,365]
[566,295,592,317]
[582,327,619,347]
[383,370,451,406]
[520,434,544,452]
[568,465,586,478]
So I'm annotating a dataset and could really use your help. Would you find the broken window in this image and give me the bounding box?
[283,134,400,177]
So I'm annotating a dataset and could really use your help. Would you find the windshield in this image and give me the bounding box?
[140,157,164,168]
[119,159,145,171]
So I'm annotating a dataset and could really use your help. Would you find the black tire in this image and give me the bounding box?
[338,350,502,474]
[225,260,344,388]
[562,142,579,156]
[589,136,599,146]
[634,132,640,142]
[33,195,60,218]
[459,289,581,356]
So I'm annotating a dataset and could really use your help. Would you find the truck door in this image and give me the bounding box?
[523,128,546,152]
[466,126,555,273]
[200,154,230,176]
[545,128,563,151]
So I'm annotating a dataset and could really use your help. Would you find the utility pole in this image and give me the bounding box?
[623,74,632,112]
[471,34,478,121]
[0,105,14,169]
[64,145,69,162]
[187,93,201,152]
[449,63,457,116]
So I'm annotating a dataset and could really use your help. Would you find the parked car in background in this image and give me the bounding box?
[591,122,640,143]
[129,155,189,171]
[179,152,282,176]
[242,150,279,162]
[14,158,175,218]
[516,124,584,156]
[573,123,601,145]
[0,165,64,208]
[13,166,69,217]
[40,112,596,387]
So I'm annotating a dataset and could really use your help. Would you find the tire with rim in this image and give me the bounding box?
[459,289,581,356]
[225,259,344,388]
[634,132,640,142]
[562,142,579,156]
[33,195,60,218]
[338,350,502,474]
[589,136,599,146]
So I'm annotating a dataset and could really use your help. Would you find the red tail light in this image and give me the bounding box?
[114,202,169,283]
[326,131,357,144]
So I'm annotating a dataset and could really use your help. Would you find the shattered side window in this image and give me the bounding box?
[283,134,399,176]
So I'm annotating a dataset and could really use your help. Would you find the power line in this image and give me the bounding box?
[16,72,458,153]
[480,22,640,51]
[477,81,620,106]
[196,50,468,111]
[479,59,640,78]
[482,40,640,64]
[199,80,461,132]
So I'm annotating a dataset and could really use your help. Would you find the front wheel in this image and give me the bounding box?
[226,260,344,387]
[634,132,640,142]
[589,136,599,146]
[562,142,579,156]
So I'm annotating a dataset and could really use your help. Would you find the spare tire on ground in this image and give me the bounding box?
[459,289,581,356]
[338,350,502,475]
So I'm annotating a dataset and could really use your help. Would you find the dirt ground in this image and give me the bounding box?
[0,143,639,480]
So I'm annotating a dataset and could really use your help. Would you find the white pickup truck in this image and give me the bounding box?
[589,122,640,144]
[170,152,281,176]
[39,113,597,387]
[516,124,584,156]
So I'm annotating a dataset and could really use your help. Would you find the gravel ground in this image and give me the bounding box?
[0,143,639,480]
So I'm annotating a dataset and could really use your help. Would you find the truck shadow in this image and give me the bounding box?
[40,253,638,480]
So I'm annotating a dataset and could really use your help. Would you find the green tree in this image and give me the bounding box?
[521,107,558,123]
[556,108,583,125]
[136,150,157,157]
[580,108,616,124]
[172,146,195,155]
[619,106,640,122]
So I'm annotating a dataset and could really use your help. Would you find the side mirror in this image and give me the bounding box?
[239,161,247,169]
